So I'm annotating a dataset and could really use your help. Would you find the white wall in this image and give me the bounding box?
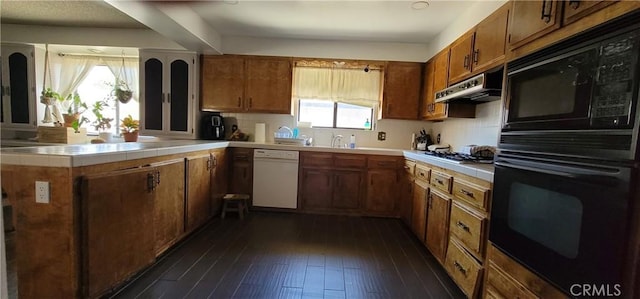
[431,100,503,152]
[425,0,507,59]
[222,112,432,150]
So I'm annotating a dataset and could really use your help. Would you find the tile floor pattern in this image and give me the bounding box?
[111,212,464,299]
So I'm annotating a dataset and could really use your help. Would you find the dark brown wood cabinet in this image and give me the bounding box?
[300,168,333,209]
[400,160,416,226]
[151,159,186,256]
[186,154,213,232]
[508,0,561,50]
[365,169,397,215]
[332,170,362,209]
[562,0,614,25]
[423,50,475,121]
[210,148,228,216]
[81,167,156,298]
[201,55,292,114]
[448,32,475,85]
[411,179,428,242]
[425,188,451,263]
[381,62,422,120]
[229,148,254,203]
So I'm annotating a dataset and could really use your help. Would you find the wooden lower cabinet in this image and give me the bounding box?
[186,154,213,232]
[365,169,397,215]
[411,179,428,241]
[152,159,186,256]
[450,201,487,260]
[229,148,253,202]
[425,188,451,263]
[400,173,414,226]
[332,170,362,209]
[300,168,333,209]
[210,148,228,215]
[81,167,157,298]
[445,239,483,298]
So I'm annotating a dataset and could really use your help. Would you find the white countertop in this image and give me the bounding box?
[0,140,494,181]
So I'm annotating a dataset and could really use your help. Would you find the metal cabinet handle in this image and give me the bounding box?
[460,189,474,198]
[456,221,470,232]
[428,194,433,209]
[156,170,161,186]
[147,172,156,192]
[453,261,468,276]
[237,97,242,107]
[541,0,552,23]
[249,97,252,108]
[473,49,479,65]
[207,157,212,171]
[569,0,580,9]
[463,55,469,69]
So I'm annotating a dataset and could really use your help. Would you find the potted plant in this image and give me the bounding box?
[40,87,62,104]
[120,114,139,142]
[112,79,133,104]
[60,92,88,127]
[91,100,114,141]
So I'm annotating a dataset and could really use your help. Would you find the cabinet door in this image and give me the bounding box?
[332,170,362,209]
[473,4,509,73]
[168,55,193,133]
[421,60,436,119]
[245,57,293,113]
[300,168,333,209]
[1,45,35,127]
[563,0,614,25]
[411,180,428,241]
[365,169,397,215]
[400,174,414,226]
[152,159,185,256]
[142,57,164,132]
[230,160,253,195]
[211,148,228,216]
[431,51,449,119]
[186,154,213,232]
[448,32,474,85]
[201,56,245,111]
[425,189,451,263]
[508,0,561,50]
[81,167,156,298]
[382,62,422,120]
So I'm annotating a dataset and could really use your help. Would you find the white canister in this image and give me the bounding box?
[99,132,112,143]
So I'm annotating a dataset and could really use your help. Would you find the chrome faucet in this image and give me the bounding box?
[331,134,344,148]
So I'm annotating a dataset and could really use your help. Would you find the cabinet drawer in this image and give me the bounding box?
[453,179,490,211]
[415,164,430,183]
[450,201,486,258]
[486,262,538,299]
[301,152,333,167]
[335,154,366,169]
[445,239,483,298]
[367,155,400,169]
[430,170,452,193]
[404,160,416,177]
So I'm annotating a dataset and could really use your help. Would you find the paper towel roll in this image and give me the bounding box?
[255,123,266,143]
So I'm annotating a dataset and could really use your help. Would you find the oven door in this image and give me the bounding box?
[490,154,631,294]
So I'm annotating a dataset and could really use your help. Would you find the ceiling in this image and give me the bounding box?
[1,0,479,53]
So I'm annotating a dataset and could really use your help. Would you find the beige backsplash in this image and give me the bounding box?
[223,100,502,151]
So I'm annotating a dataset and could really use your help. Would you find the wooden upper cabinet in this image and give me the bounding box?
[448,32,475,85]
[448,3,509,85]
[431,50,449,119]
[245,57,293,113]
[473,3,509,71]
[420,60,436,119]
[381,62,422,120]
[508,0,561,50]
[201,56,244,111]
[562,0,614,25]
[201,55,293,114]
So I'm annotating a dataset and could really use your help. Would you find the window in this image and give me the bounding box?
[76,65,139,134]
[293,63,381,129]
[299,99,372,129]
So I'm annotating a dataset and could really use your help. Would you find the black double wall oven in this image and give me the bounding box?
[492,13,640,297]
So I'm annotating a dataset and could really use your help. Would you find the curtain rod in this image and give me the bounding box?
[57,52,138,59]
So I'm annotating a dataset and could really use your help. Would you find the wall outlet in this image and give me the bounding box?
[35,181,50,204]
[378,131,386,141]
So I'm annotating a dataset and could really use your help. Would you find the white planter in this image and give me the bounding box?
[99,132,113,143]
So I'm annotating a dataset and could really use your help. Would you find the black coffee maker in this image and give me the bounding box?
[201,112,225,140]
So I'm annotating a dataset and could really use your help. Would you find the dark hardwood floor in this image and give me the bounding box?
[112,212,464,299]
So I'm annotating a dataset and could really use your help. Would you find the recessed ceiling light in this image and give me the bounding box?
[411,1,429,10]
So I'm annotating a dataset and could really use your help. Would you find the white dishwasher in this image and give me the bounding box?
[252,149,299,209]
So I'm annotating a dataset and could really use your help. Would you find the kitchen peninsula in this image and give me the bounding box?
[1,141,493,298]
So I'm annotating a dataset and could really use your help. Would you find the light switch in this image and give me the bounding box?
[35,181,50,204]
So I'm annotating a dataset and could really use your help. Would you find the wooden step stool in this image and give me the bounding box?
[221,194,250,219]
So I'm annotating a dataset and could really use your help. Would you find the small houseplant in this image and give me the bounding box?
[120,114,139,142]
[91,100,114,141]
[112,79,133,104]
[60,92,88,127]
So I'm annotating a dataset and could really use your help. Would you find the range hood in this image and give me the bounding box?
[435,71,503,103]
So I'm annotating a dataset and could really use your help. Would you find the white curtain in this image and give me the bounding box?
[102,57,139,102]
[293,67,381,107]
[48,54,97,121]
